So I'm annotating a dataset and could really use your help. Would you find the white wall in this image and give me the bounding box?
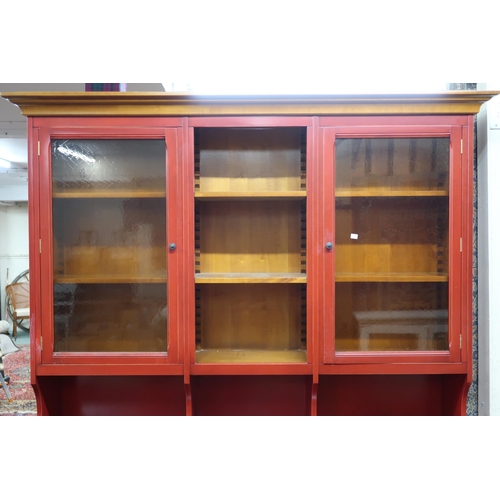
[0,202,29,327]
[477,83,500,415]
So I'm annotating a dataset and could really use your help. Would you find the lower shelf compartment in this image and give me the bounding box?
[317,374,468,416]
[191,375,312,416]
[32,373,469,416]
[36,376,186,416]
[196,283,307,352]
[195,349,307,364]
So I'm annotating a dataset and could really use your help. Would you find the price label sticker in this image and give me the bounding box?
[350,233,359,240]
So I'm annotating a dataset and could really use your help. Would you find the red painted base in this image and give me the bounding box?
[317,374,468,416]
[34,373,468,416]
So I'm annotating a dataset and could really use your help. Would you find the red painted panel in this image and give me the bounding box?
[448,126,465,363]
[32,117,183,128]
[461,117,475,378]
[42,376,187,416]
[320,128,336,362]
[191,376,312,416]
[317,374,452,416]
[442,374,469,415]
[28,119,42,377]
[183,123,196,369]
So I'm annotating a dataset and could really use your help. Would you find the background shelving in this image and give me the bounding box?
[194,126,307,363]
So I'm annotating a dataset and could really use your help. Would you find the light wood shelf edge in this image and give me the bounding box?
[335,189,449,198]
[195,191,306,199]
[195,273,307,284]
[54,274,166,284]
[336,273,448,282]
[195,349,308,363]
[53,190,166,199]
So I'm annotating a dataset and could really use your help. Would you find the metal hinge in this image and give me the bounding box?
[38,141,40,156]
[40,336,43,350]
[460,237,463,252]
[460,334,462,350]
[39,239,42,253]
[461,139,463,154]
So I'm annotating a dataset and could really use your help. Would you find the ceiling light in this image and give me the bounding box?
[0,158,12,169]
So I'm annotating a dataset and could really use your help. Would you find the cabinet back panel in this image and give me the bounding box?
[197,128,303,192]
[199,200,304,273]
[57,376,186,416]
[192,375,311,416]
[317,375,444,416]
[198,284,303,350]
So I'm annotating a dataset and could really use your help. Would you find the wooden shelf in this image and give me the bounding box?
[335,188,448,198]
[195,191,306,200]
[195,273,307,284]
[54,274,166,284]
[335,272,448,282]
[195,349,307,364]
[53,189,166,199]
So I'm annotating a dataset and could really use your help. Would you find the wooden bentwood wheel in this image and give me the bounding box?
[5,269,30,333]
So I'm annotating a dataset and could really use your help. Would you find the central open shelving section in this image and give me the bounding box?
[194,127,307,364]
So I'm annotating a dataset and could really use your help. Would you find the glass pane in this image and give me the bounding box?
[52,140,167,352]
[52,139,166,196]
[336,138,449,195]
[335,137,449,352]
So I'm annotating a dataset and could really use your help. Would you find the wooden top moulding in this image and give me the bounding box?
[2,91,499,116]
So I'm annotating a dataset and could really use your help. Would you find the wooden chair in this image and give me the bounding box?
[5,282,30,340]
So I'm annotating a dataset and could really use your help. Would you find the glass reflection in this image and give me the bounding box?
[335,282,448,351]
[52,139,166,195]
[54,283,167,352]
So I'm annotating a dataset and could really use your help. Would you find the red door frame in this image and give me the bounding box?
[319,118,467,366]
[34,117,183,370]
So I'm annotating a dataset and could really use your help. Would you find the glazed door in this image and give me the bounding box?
[38,125,181,364]
[322,123,464,364]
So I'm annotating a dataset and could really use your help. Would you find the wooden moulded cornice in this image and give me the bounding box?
[1,91,499,117]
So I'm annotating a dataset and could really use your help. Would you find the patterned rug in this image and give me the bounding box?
[0,345,37,416]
